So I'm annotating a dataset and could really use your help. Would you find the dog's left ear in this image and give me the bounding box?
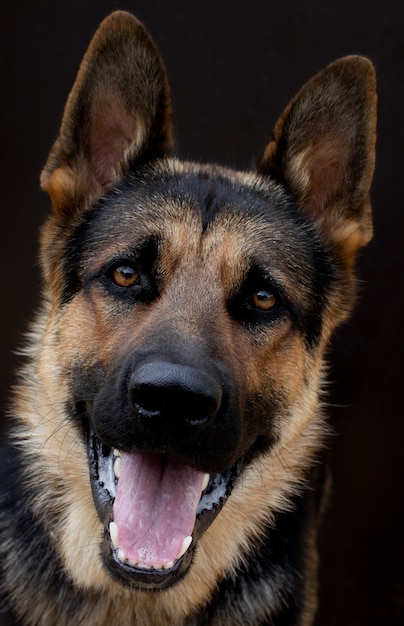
[259,56,377,267]
[40,11,173,218]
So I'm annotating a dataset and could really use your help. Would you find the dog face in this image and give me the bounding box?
[56,162,337,589]
[21,10,375,603]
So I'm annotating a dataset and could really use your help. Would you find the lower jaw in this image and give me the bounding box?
[100,492,237,590]
[101,524,197,590]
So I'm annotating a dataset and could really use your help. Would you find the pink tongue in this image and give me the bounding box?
[113,452,205,568]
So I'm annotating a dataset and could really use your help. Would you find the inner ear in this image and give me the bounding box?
[87,90,146,191]
[288,134,354,218]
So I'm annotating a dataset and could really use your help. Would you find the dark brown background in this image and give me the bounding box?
[0,1,403,624]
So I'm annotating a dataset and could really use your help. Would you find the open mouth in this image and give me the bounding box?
[88,431,242,589]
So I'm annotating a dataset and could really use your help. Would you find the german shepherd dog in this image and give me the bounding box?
[0,11,376,626]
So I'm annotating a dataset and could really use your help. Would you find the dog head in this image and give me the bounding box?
[34,11,376,594]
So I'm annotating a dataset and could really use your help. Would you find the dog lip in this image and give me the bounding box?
[87,429,243,588]
[88,432,116,520]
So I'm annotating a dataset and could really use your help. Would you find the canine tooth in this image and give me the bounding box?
[178,536,192,559]
[118,549,127,563]
[114,457,121,478]
[113,449,121,457]
[202,473,210,491]
[109,521,119,549]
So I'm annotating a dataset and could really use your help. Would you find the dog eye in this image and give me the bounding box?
[252,289,277,311]
[110,264,140,288]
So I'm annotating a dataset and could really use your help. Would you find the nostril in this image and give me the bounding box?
[131,384,161,419]
[183,389,221,424]
[185,415,211,427]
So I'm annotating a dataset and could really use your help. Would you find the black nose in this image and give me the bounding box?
[129,360,222,432]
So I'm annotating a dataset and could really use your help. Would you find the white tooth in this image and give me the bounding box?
[118,549,127,563]
[202,473,210,491]
[109,522,119,549]
[114,457,121,478]
[163,560,174,570]
[113,448,121,457]
[178,536,192,559]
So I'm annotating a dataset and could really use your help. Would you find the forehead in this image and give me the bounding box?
[77,161,318,278]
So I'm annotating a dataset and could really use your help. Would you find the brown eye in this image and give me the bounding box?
[111,265,139,288]
[252,289,276,311]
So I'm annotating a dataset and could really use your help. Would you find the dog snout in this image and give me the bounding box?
[129,360,223,432]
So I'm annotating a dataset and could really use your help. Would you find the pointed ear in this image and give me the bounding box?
[259,56,377,267]
[40,11,173,218]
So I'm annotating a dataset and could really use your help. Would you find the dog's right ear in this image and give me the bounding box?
[40,11,173,218]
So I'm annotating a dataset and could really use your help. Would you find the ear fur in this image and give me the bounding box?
[259,56,377,266]
[40,11,173,218]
